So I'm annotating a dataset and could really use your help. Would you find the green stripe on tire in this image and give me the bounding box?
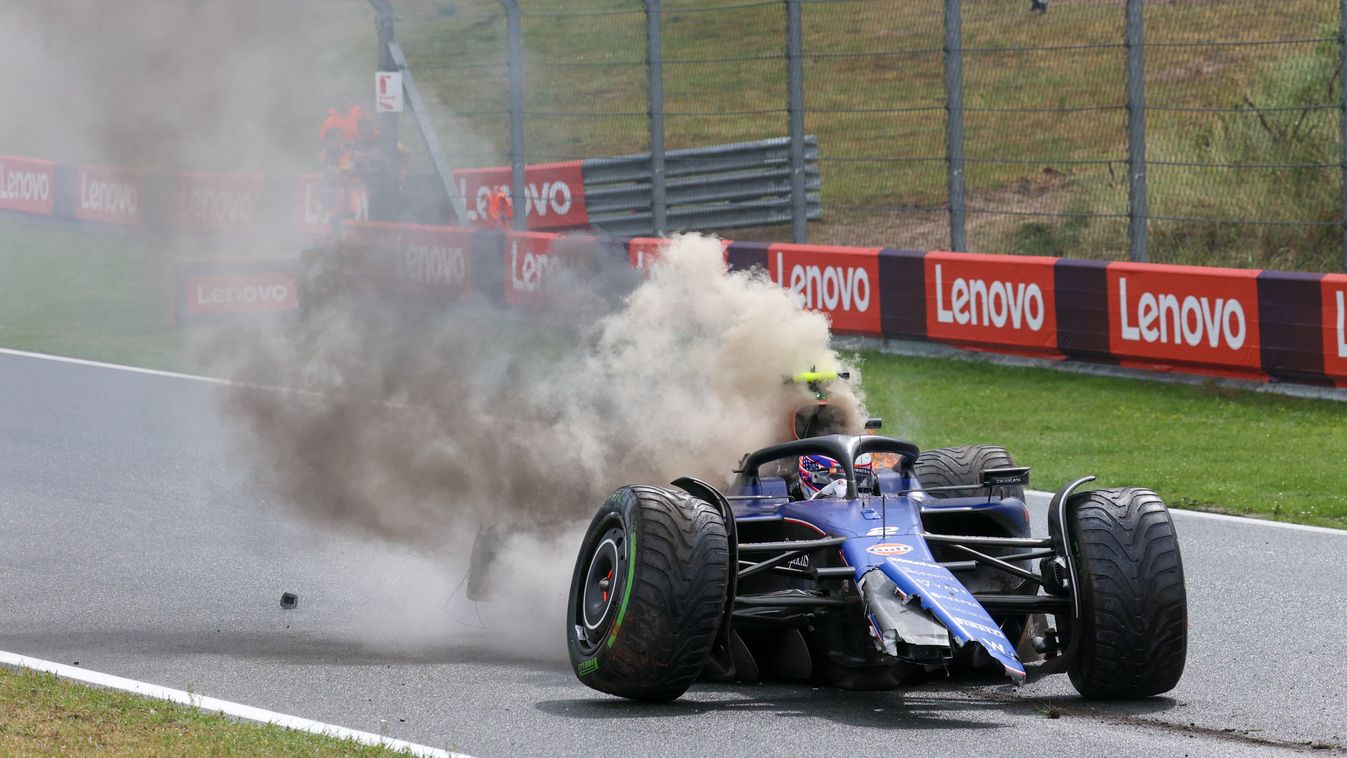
[606,531,637,648]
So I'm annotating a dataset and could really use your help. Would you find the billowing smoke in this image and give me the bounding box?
[211,234,866,653]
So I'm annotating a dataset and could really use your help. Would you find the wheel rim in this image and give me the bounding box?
[574,523,627,654]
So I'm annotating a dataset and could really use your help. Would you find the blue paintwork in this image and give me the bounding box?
[730,477,1028,683]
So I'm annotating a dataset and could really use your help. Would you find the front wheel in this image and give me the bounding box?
[1066,487,1188,699]
[566,485,728,702]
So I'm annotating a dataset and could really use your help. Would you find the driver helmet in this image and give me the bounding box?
[798,453,873,498]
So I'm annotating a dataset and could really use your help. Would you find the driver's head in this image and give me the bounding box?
[798,453,873,498]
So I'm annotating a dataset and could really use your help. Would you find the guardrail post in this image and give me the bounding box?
[501,0,526,231]
[1125,0,1148,262]
[943,0,966,252]
[645,0,667,237]
[786,0,808,244]
[373,2,399,222]
[1340,0,1347,271]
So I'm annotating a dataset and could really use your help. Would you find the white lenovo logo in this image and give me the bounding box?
[1117,276,1246,350]
[933,264,1045,331]
[773,251,871,313]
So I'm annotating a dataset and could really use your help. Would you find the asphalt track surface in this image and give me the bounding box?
[2,350,1346,756]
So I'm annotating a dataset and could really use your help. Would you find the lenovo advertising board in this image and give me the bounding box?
[455,162,588,231]
[0,155,55,215]
[75,165,143,226]
[174,172,266,232]
[1323,274,1347,385]
[924,252,1058,353]
[1107,262,1263,375]
[767,243,883,336]
[176,258,300,323]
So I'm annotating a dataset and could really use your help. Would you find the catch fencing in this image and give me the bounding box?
[378,0,1347,272]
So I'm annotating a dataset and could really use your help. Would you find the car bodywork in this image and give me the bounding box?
[671,433,1091,688]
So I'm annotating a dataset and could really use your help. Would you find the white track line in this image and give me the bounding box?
[0,347,233,386]
[1025,491,1346,536]
[0,650,466,758]
[4,347,1342,537]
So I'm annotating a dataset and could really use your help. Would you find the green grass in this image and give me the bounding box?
[0,218,192,371]
[860,351,1347,528]
[0,667,415,756]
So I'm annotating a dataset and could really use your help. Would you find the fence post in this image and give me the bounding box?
[373,3,399,222]
[644,0,667,237]
[1340,0,1347,271]
[786,0,807,244]
[500,0,526,231]
[1125,0,1148,262]
[943,0,966,252]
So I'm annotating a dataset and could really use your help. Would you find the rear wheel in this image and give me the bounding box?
[1066,487,1187,699]
[566,485,728,702]
[913,444,1024,502]
[915,445,1033,669]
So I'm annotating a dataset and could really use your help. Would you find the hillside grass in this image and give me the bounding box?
[394,0,1341,267]
[0,667,415,756]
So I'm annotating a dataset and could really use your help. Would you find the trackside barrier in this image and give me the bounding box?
[160,221,1347,390]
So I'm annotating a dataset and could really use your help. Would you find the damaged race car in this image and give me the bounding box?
[566,371,1187,702]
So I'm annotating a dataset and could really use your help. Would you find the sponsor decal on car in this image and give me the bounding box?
[768,243,883,335]
[1107,262,1261,371]
[0,156,55,215]
[865,526,901,537]
[866,542,913,556]
[924,252,1058,352]
[454,161,587,230]
[76,165,143,226]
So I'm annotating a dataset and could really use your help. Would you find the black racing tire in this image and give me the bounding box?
[566,485,728,702]
[1066,487,1188,699]
[913,444,1025,502]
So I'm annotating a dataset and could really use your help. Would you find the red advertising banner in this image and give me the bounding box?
[75,165,143,226]
[504,231,560,306]
[183,270,299,316]
[454,161,588,231]
[174,172,266,232]
[1322,274,1347,384]
[767,243,883,335]
[627,237,730,273]
[346,222,473,298]
[1107,262,1263,373]
[299,173,368,235]
[0,155,55,215]
[924,251,1059,353]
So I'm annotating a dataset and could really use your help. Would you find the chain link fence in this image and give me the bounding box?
[383,0,1347,272]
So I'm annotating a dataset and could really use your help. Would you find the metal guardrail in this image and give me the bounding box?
[580,136,821,237]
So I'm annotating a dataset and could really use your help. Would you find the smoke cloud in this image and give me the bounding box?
[211,234,867,653]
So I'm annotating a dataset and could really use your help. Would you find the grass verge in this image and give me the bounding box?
[861,351,1347,529]
[0,667,413,756]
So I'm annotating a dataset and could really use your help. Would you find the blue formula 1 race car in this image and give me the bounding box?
[566,374,1188,702]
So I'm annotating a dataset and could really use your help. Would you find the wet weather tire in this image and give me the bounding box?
[913,444,1024,501]
[567,485,728,702]
[1066,488,1187,699]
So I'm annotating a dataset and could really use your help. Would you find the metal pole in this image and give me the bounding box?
[786,0,807,243]
[501,0,526,231]
[375,7,399,222]
[1125,0,1148,262]
[943,0,966,252]
[645,0,667,237]
[1340,0,1347,271]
